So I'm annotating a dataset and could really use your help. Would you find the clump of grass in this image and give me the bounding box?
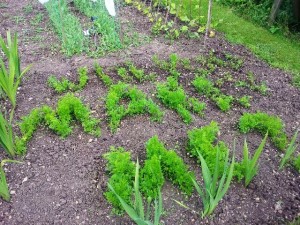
[239,112,287,151]
[157,77,205,123]
[45,0,84,55]
[106,82,163,131]
[145,136,194,195]
[15,93,101,154]
[48,67,88,93]
[104,147,136,213]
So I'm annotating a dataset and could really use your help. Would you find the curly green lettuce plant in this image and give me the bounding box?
[106,82,163,132]
[48,67,88,93]
[15,93,101,154]
[108,159,163,225]
[239,112,287,151]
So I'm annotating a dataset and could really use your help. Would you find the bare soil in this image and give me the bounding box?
[0,0,299,225]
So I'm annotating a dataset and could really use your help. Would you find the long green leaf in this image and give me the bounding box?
[280,129,299,170]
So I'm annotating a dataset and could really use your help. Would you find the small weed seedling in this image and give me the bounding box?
[108,159,163,225]
[279,129,299,170]
[294,155,300,172]
[48,67,88,93]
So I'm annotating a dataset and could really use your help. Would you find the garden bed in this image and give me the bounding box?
[0,0,299,224]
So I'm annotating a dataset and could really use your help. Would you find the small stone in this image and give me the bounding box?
[88,139,93,143]
[22,177,28,183]
[255,197,260,202]
[10,190,16,195]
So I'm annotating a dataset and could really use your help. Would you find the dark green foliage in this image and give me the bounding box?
[157,77,205,123]
[48,67,88,93]
[95,63,113,87]
[140,155,164,198]
[294,155,300,172]
[192,76,215,96]
[239,112,287,150]
[15,93,100,154]
[145,136,194,195]
[187,122,228,172]
[103,147,135,212]
[106,82,163,131]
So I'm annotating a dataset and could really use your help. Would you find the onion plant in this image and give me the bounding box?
[193,148,234,217]
[279,129,299,170]
[0,31,31,110]
[108,159,163,225]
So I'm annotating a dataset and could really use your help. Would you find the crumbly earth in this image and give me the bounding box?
[0,0,299,225]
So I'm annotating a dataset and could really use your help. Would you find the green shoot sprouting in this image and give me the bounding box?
[241,132,268,186]
[0,159,21,201]
[0,112,15,157]
[279,129,299,170]
[108,159,163,225]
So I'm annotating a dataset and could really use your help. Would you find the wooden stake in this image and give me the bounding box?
[205,0,212,45]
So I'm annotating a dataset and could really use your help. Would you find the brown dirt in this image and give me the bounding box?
[0,0,299,225]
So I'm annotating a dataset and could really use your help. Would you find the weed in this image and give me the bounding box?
[239,112,287,151]
[294,155,300,172]
[106,82,163,131]
[0,159,21,201]
[108,159,163,224]
[146,136,194,195]
[23,4,33,14]
[279,129,299,170]
[48,67,88,93]
[104,147,135,212]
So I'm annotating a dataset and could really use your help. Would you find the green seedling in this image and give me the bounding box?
[0,159,21,201]
[95,63,113,87]
[279,129,299,170]
[108,159,163,225]
[239,132,268,186]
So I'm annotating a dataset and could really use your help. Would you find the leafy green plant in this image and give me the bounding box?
[239,112,287,150]
[48,67,88,93]
[45,0,84,55]
[0,159,21,201]
[214,95,233,112]
[152,54,180,78]
[127,63,145,82]
[108,159,163,225]
[238,95,251,108]
[176,148,235,218]
[140,155,164,199]
[157,76,204,123]
[0,31,31,109]
[117,67,133,83]
[145,136,194,195]
[15,93,101,154]
[106,82,163,131]
[293,155,300,172]
[104,147,136,212]
[95,63,113,87]
[235,132,268,186]
[0,112,15,157]
[279,129,299,170]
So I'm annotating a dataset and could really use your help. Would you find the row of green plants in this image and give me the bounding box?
[0,31,31,201]
[105,122,299,222]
